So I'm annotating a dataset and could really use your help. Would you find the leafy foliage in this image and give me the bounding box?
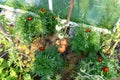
[33,46,63,80]
[1,0,58,43]
[70,25,100,54]
[4,0,26,9]
[0,54,33,80]
[101,25,120,55]
[38,8,57,35]
[0,33,11,50]
[15,13,46,43]
[13,6,58,43]
[0,15,9,27]
[26,7,58,35]
[0,33,33,80]
[75,53,119,80]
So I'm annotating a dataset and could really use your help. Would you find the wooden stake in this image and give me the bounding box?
[64,0,74,34]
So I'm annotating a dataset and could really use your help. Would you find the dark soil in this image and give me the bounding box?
[115,42,120,66]
[61,46,87,80]
[116,42,120,54]
[34,76,41,80]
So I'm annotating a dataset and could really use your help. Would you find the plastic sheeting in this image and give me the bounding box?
[0,0,48,8]
[52,0,120,26]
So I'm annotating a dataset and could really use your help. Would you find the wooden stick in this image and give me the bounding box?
[64,0,74,34]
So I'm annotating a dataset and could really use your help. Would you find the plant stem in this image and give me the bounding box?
[0,23,15,46]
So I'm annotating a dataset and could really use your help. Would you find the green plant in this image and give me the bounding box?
[46,74,62,80]
[0,53,33,80]
[101,24,120,55]
[4,0,26,9]
[70,25,100,54]
[0,32,33,80]
[0,15,9,28]
[14,7,58,43]
[38,8,58,35]
[0,32,12,59]
[15,13,46,43]
[75,53,119,80]
[0,34,10,49]
[32,46,63,80]
[29,7,58,35]
[3,0,58,35]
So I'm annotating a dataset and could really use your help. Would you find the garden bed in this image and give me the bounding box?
[0,2,120,80]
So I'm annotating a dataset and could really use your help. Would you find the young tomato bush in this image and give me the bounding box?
[75,53,119,80]
[75,24,120,80]
[70,25,100,54]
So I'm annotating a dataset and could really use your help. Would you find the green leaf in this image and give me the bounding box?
[23,73,32,80]
[33,46,63,78]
